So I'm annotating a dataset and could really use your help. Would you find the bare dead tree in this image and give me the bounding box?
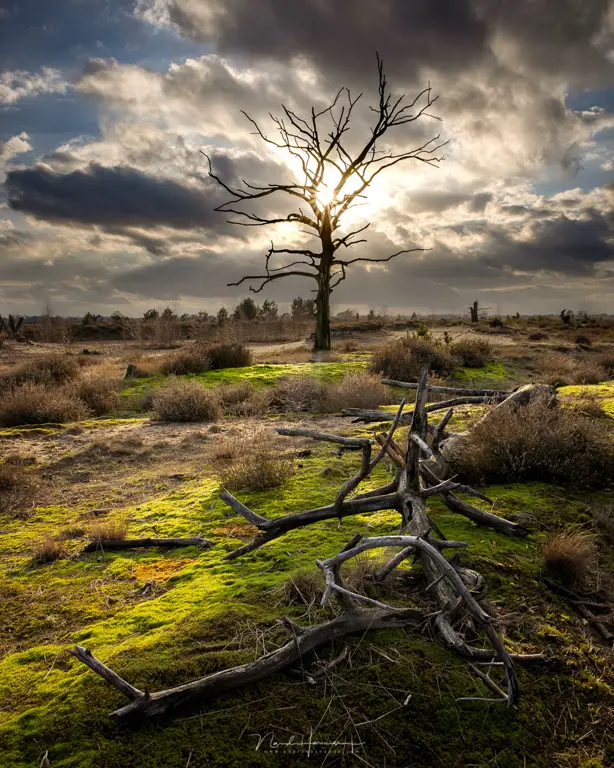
[70,372,546,719]
[204,54,447,350]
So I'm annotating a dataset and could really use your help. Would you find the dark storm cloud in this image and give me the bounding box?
[5,162,229,231]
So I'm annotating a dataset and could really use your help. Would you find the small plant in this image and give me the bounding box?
[88,519,128,544]
[32,537,65,563]
[151,380,221,422]
[73,376,120,416]
[570,361,607,385]
[543,530,597,583]
[528,331,548,341]
[216,430,294,491]
[284,568,324,606]
[416,321,431,339]
[327,372,390,410]
[0,461,36,516]
[0,383,90,427]
[272,375,328,412]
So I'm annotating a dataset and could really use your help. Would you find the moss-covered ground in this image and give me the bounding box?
[1,365,613,767]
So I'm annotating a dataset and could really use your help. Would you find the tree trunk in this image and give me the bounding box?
[313,245,333,351]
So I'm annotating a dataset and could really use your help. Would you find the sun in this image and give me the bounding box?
[315,182,335,209]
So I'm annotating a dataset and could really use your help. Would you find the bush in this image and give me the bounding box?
[528,332,548,341]
[151,380,221,422]
[160,344,211,376]
[0,383,90,427]
[72,376,120,416]
[570,361,607,385]
[327,372,391,410]
[88,519,128,544]
[369,335,457,381]
[207,342,252,369]
[575,335,591,346]
[450,338,493,368]
[4,354,80,388]
[32,538,65,563]
[448,400,614,489]
[543,531,597,583]
[216,429,293,490]
[594,351,614,378]
[272,375,329,412]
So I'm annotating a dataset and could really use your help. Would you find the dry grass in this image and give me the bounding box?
[449,400,614,489]
[88,519,128,544]
[284,568,324,606]
[450,338,493,367]
[216,429,294,491]
[0,461,37,517]
[543,530,597,583]
[271,375,328,412]
[160,344,211,376]
[0,382,91,427]
[151,380,222,422]
[570,361,608,385]
[327,372,390,410]
[594,507,614,540]
[215,381,272,417]
[369,335,457,381]
[31,538,65,563]
[72,376,120,416]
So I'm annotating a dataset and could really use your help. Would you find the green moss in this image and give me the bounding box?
[1,413,613,766]
[558,381,614,417]
[451,360,510,385]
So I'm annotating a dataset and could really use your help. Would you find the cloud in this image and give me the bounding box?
[0,68,67,104]
[5,162,232,231]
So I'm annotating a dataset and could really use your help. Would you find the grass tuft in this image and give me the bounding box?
[151,380,222,422]
[543,530,597,583]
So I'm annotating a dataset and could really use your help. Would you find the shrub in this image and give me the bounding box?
[327,372,391,410]
[369,335,457,381]
[207,342,252,369]
[448,400,614,489]
[88,519,128,544]
[72,376,120,416]
[538,353,574,386]
[32,538,65,563]
[594,351,614,379]
[0,461,36,516]
[216,429,293,490]
[160,344,211,376]
[151,380,221,422]
[271,375,329,412]
[570,361,607,385]
[2,354,80,389]
[575,335,591,346]
[528,332,548,341]
[0,383,90,427]
[543,531,597,583]
[450,338,493,368]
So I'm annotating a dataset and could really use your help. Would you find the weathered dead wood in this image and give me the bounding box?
[275,428,370,447]
[382,379,510,398]
[70,608,425,718]
[83,537,213,553]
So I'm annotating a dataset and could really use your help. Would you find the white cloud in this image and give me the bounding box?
[0,67,68,105]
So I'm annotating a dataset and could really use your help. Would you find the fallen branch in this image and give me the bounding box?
[83,537,213,553]
[382,379,510,397]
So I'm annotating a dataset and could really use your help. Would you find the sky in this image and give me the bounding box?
[1,0,614,318]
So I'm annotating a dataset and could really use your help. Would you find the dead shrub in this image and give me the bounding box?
[11,354,80,387]
[32,538,65,563]
[327,372,391,410]
[151,380,221,422]
[537,353,574,386]
[369,335,457,381]
[570,361,607,385]
[448,400,614,489]
[0,461,37,516]
[88,519,128,544]
[72,376,120,416]
[0,383,90,427]
[160,344,210,376]
[594,351,614,378]
[284,568,324,605]
[216,429,293,491]
[543,530,597,583]
[573,398,607,419]
[271,375,328,412]
[450,338,493,368]
[207,342,252,369]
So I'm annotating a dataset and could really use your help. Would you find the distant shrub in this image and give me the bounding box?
[72,376,120,416]
[570,361,607,385]
[207,342,252,369]
[528,332,548,341]
[151,380,221,422]
[450,338,493,368]
[327,372,390,410]
[160,344,211,376]
[575,335,591,347]
[0,383,90,427]
[543,530,597,583]
[369,335,457,381]
[272,375,328,412]
[10,354,80,387]
[449,400,614,489]
[216,429,293,490]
